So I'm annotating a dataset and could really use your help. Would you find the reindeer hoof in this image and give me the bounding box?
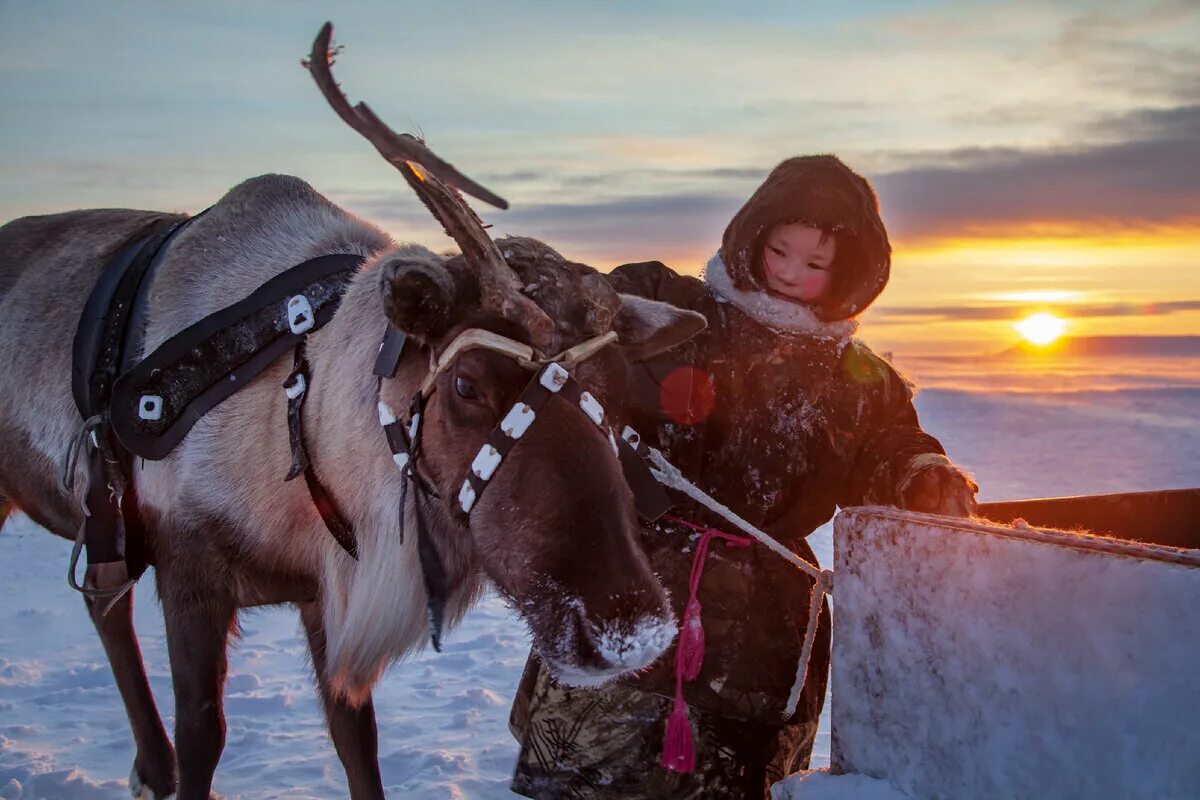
[129,766,175,800]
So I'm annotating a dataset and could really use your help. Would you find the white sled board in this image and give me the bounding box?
[829,507,1200,800]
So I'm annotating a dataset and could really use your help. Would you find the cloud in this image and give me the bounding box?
[867,299,1200,323]
[338,188,746,267]
[3,0,1196,267]
[875,0,1200,106]
[334,100,1200,266]
[871,104,1200,241]
[1053,1,1200,100]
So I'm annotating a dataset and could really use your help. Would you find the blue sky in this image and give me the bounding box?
[2,0,1198,351]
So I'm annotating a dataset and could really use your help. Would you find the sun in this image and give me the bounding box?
[1014,312,1067,346]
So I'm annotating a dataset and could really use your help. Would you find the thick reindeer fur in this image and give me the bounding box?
[141,176,491,702]
[0,209,185,537]
[495,236,621,349]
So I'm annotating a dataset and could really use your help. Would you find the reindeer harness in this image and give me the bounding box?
[68,216,368,599]
[69,227,670,642]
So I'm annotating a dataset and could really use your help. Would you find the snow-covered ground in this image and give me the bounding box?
[2,365,1198,799]
[772,772,912,800]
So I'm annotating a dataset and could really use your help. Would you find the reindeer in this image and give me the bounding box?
[0,23,704,800]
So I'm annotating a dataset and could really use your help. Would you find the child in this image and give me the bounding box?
[509,155,977,799]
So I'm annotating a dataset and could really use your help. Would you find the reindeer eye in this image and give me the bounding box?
[455,376,480,400]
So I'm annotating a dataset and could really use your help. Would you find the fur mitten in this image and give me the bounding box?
[898,453,978,517]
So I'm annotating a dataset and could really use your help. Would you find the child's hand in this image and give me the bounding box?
[898,454,978,517]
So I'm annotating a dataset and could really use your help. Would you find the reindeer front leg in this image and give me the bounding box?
[299,600,385,799]
[157,566,237,800]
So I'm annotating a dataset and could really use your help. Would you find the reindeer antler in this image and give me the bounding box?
[305,22,554,349]
[306,22,507,210]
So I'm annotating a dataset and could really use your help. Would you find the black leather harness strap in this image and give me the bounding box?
[74,241,366,582]
[372,327,453,648]
[458,361,671,523]
[616,428,673,522]
[72,217,191,421]
[284,339,359,559]
[284,345,312,481]
[70,216,194,580]
[110,254,365,459]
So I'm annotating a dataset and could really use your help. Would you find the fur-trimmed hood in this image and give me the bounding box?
[702,252,857,339]
[720,155,891,322]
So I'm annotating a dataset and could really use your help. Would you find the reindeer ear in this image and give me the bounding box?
[379,251,473,343]
[613,294,707,362]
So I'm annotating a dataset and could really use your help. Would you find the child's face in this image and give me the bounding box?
[760,222,836,304]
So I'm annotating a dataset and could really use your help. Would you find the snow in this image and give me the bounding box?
[830,508,1200,800]
[772,770,911,800]
[542,598,677,688]
[2,373,1198,798]
[0,522,536,799]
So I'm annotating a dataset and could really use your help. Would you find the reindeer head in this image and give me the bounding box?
[308,24,705,685]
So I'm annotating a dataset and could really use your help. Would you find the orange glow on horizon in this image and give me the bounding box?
[893,218,1200,252]
[880,219,1200,354]
[985,290,1090,303]
[589,219,1200,356]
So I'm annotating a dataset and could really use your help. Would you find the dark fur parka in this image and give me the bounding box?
[607,255,949,724]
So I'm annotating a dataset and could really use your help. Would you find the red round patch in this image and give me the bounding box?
[659,367,716,425]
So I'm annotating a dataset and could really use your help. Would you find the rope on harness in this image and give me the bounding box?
[647,447,829,584]
[62,414,138,614]
[60,414,105,493]
[643,445,837,770]
[785,568,832,719]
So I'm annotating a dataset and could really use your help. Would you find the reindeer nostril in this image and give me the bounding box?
[578,599,677,670]
[569,606,606,669]
[542,595,677,687]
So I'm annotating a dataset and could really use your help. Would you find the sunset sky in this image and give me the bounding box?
[2,0,1197,354]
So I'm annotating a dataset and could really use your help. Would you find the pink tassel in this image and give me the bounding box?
[661,696,696,773]
[657,515,754,776]
[677,599,706,681]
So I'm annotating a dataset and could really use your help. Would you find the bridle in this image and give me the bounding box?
[375,326,621,507]
[368,324,669,649]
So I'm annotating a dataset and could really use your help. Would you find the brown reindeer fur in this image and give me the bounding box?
[0,209,184,537]
[117,175,473,701]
